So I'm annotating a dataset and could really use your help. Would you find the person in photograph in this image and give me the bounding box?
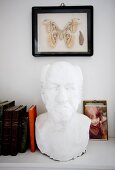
[85,105,107,139]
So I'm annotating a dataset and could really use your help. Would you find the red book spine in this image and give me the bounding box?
[28,105,37,152]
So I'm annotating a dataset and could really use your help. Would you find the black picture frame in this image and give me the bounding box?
[32,5,93,57]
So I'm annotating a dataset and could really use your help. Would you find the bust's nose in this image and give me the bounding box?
[56,85,68,103]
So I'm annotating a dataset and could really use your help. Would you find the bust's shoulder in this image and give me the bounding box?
[35,112,48,128]
[74,113,91,126]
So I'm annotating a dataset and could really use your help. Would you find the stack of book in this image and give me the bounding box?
[0,101,28,156]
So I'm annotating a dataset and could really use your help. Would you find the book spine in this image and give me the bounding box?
[0,101,15,155]
[0,121,2,155]
[2,111,12,155]
[19,115,28,153]
[28,106,37,152]
[5,101,15,109]
[0,107,3,119]
[0,107,3,155]
[10,111,19,156]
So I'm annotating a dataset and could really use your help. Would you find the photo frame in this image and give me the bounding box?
[83,100,108,140]
[32,5,93,57]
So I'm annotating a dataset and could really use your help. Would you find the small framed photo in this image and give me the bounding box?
[32,5,93,57]
[83,100,108,140]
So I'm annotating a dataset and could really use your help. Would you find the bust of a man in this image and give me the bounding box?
[35,61,91,161]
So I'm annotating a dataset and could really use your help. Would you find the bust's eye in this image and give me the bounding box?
[65,85,76,90]
[47,84,59,90]
[65,87,70,90]
[53,85,59,90]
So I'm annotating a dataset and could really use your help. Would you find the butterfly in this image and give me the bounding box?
[43,18,79,48]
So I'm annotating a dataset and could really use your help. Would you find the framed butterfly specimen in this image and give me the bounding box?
[32,5,93,57]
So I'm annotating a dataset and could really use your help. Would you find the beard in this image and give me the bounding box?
[47,103,75,123]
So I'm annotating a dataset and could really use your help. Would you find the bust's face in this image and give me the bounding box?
[41,62,82,123]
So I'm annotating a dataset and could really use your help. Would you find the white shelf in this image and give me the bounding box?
[0,138,115,170]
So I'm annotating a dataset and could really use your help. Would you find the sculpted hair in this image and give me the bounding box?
[41,62,83,87]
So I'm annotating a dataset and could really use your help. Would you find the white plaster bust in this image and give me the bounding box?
[35,61,91,161]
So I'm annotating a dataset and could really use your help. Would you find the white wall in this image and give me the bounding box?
[0,0,115,137]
